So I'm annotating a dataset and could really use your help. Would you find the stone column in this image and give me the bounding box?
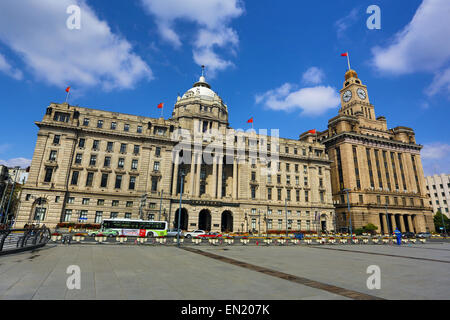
[407,215,414,233]
[196,154,202,197]
[390,214,397,231]
[232,157,238,199]
[212,156,218,198]
[217,159,223,199]
[381,214,388,234]
[399,214,406,232]
[171,153,179,195]
[190,152,196,196]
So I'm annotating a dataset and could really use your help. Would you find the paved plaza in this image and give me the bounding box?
[0,242,449,300]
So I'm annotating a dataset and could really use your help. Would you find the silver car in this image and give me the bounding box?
[167,228,183,237]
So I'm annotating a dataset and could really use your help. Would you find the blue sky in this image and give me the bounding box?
[0,0,449,175]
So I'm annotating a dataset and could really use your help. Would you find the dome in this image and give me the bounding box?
[181,75,219,101]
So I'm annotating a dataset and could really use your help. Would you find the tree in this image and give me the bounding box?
[433,211,449,234]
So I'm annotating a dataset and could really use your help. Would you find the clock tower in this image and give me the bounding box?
[339,69,375,120]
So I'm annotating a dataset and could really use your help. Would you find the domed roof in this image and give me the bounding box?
[181,75,219,101]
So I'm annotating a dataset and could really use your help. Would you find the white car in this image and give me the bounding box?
[184,230,206,238]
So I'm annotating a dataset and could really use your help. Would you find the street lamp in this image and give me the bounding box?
[176,171,185,247]
[343,189,352,236]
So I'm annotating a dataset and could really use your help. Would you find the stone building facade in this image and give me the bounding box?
[425,174,450,218]
[318,69,434,234]
[15,74,335,233]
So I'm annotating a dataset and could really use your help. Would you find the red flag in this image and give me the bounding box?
[157,103,164,109]
[341,52,348,57]
[247,117,253,123]
[65,86,71,93]
[308,129,316,134]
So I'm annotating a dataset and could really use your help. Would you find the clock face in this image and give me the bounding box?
[357,88,366,100]
[343,90,352,102]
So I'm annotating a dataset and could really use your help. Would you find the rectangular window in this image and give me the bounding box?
[67,197,75,204]
[95,211,103,223]
[78,138,85,148]
[111,122,117,130]
[126,201,133,208]
[110,212,118,219]
[120,143,127,153]
[151,178,158,192]
[49,150,57,161]
[353,147,361,189]
[336,147,344,190]
[97,120,103,128]
[75,153,82,164]
[86,172,94,187]
[53,112,70,122]
[153,161,160,171]
[296,190,300,202]
[134,145,140,155]
[83,118,90,126]
[115,175,122,189]
[267,188,272,200]
[137,125,142,133]
[93,140,99,150]
[79,210,88,220]
[278,219,282,230]
[100,173,108,188]
[112,200,119,207]
[64,210,72,222]
[124,124,130,132]
[129,176,136,190]
[118,158,125,169]
[305,190,309,202]
[286,189,291,201]
[55,196,60,203]
[155,146,161,157]
[104,156,111,167]
[44,168,53,182]
[53,135,61,144]
[97,199,104,206]
[286,175,291,185]
[82,198,89,205]
[267,219,273,229]
[70,171,80,186]
[106,142,113,152]
[277,188,282,201]
[374,149,383,189]
[366,148,375,188]
[131,159,138,170]
[125,213,132,219]
[89,155,97,166]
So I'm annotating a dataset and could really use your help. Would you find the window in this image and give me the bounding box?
[100,173,108,188]
[131,159,138,170]
[296,190,300,202]
[286,163,290,172]
[287,190,291,201]
[126,201,133,208]
[306,220,310,230]
[125,213,132,219]
[278,210,282,215]
[104,156,111,167]
[64,210,72,222]
[95,211,103,223]
[137,125,142,133]
[53,112,70,122]
[111,122,117,130]
[53,135,61,144]
[302,148,306,156]
[267,219,273,229]
[110,212,118,219]
[318,167,322,175]
[268,209,272,215]
[106,141,113,152]
[112,200,119,207]
[97,199,104,206]
[70,171,79,185]
[55,196,60,203]
[294,148,298,155]
[277,175,281,184]
[79,210,88,221]
[359,194,363,204]
[115,175,122,189]
[267,188,272,200]
[153,161,160,171]
[151,178,158,192]
[319,178,323,188]
[295,176,299,185]
[67,197,75,204]
[78,138,85,148]
[304,176,308,186]
[120,143,127,153]
[305,190,309,202]
[86,172,94,187]
[97,120,103,128]
[124,124,130,132]
[129,176,136,190]
[278,219,282,230]
[251,171,256,181]
[118,158,125,169]
[286,175,291,185]
[75,153,82,164]
[297,220,301,230]
[287,219,292,230]
[303,165,308,174]
[44,167,53,182]
[93,140,99,150]
[251,186,256,199]
[320,191,325,203]
[89,155,97,166]
[295,164,299,172]
[277,189,282,201]
[134,145,140,155]
[82,198,90,205]
[83,118,90,126]
[285,146,289,153]
[155,147,161,157]
[49,150,57,161]
[377,195,381,204]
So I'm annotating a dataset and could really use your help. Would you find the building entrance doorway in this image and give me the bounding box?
[198,209,211,231]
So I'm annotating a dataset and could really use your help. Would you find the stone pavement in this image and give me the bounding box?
[0,242,448,300]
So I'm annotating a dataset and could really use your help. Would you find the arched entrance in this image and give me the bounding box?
[173,208,188,230]
[198,209,211,231]
[221,211,233,232]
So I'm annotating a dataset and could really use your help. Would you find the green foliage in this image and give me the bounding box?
[433,211,449,233]
[355,223,378,235]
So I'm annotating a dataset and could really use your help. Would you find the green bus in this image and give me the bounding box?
[100,219,168,237]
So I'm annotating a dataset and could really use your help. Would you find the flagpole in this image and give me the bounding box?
[347,52,351,70]
[65,90,70,103]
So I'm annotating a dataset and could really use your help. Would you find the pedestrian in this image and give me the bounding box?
[394,228,402,245]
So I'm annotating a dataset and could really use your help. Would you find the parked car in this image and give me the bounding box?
[417,232,431,238]
[402,232,416,238]
[167,228,183,237]
[88,229,119,237]
[184,230,206,238]
[198,232,222,238]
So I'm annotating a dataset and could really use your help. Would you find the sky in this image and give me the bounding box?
[0,0,449,175]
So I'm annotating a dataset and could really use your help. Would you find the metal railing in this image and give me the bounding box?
[0,226,51,255]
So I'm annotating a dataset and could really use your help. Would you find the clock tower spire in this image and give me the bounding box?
[339,69,375,120]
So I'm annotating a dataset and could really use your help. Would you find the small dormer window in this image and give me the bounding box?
[355,80,360,84]
[345,82,350,87]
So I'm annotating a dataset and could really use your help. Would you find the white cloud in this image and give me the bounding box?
[0,53,23,80]
[421,142,450,175]
[141,0,244,76]
[0,158,31,168]
[371,0,450,96]
[0,0,152,91]
[255,82,340,116]
[302,67,325,85]
[335,7,359,39]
